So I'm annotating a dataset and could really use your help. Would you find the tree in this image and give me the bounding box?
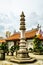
[0,43,8,53]
[0,43,8,60]
[33,35,42,53]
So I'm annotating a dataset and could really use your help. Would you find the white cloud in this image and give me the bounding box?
[0,11,43,37]
[0,0,43,37]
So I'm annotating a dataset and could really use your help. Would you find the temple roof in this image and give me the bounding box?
[0,39,6,43]
[6,29,38,41]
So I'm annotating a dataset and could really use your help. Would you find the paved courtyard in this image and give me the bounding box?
[29,53,43,60]
[0,53,43,65]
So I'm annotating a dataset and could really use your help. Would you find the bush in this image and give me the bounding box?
[33,35,43,54]
[10,45,19,56]
[0,43,8,53]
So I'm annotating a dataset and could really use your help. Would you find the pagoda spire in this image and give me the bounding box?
[20,11,26,30]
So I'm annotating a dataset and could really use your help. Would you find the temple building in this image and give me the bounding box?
[0,24,43,50]
[5,24,43,50]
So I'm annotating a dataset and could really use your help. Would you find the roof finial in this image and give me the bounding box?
[37,24,40,30]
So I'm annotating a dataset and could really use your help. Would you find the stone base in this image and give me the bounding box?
[10,56,36,63]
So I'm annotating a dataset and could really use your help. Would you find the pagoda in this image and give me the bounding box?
[10,12,36,63]
[17,12,29,58]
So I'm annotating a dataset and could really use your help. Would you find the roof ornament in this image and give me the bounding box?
[37,24,40,30]
[36,25,42,37]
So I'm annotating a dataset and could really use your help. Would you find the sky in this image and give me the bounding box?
[0,0,43,37]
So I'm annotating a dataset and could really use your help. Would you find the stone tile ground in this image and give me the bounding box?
[0,53,43,65]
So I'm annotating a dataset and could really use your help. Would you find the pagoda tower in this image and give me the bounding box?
[10,12,36,63]
[17,11,29,58]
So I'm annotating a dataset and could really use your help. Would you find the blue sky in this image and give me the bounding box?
[0,0,43,37]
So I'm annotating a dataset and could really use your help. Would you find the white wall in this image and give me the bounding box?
[26,39,33,49]
[8,41,14,51]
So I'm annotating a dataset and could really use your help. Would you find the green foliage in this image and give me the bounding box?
[33,36,43,52]
[10,45,19,53]
[10,46,15,52]
[0,43,8,53]
[15,45,19,50]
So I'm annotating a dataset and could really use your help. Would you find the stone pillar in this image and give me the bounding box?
[17,12,29,58]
